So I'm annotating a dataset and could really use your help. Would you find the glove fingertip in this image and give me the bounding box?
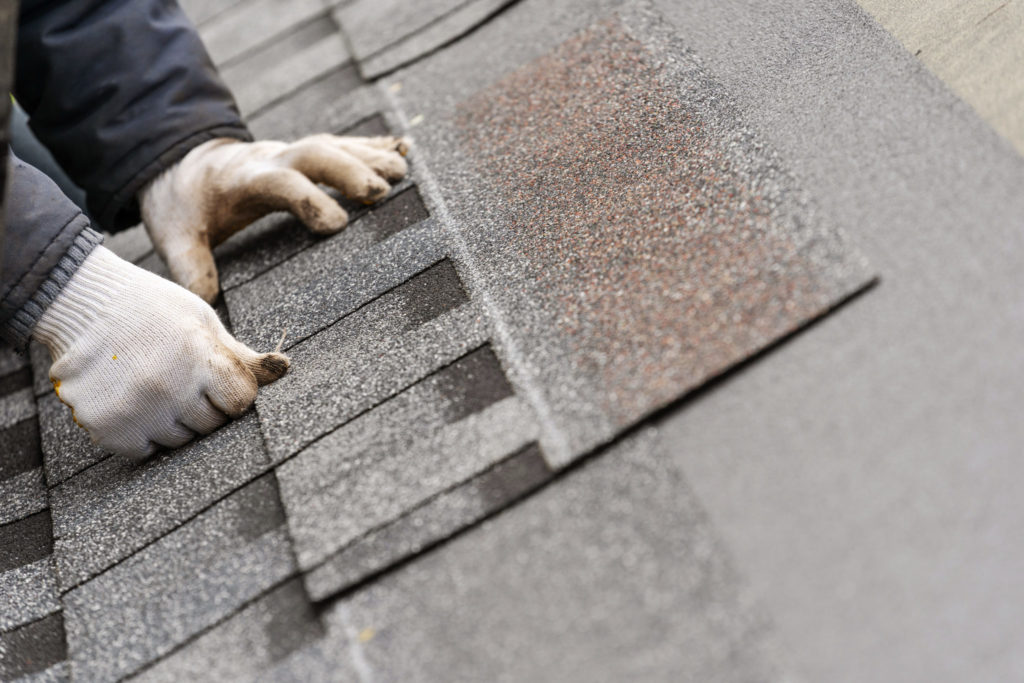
[253,351,290,385]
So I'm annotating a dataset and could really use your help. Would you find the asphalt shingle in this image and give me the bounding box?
[49,412,267,591]
[0,509,52,574]
[214,177,417,292]
[0,613,68,681]
[219,15,350,117]
[0,345,27,380]
[0,468,47,526]
[279,345,538,591]
[178,0,246,27]
[37,393,108,488]
[335,0,515,79]
[248,66,382,140]
[132,578,347,683]
[0,386,35,431]
[28,342,51,398]
[0,557,59,633]
[226,214,447,351]
[304,442,552,600]
[198,0,325,67]
[254,258,490,459]
[62,474,294,682]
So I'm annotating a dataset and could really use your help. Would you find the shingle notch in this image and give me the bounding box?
[0,612,67,680]
[0,418,42,482]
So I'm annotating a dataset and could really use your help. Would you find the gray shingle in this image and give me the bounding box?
[0,613,67,681]
[132,578,345,683]
[0,386,35,430]
[328,428,784,682]
[304,442,552,601]
[29,341,51,398]
[214,178,416,292]
[334,0,513,77]
[50,412,267,591]
[338,0,515,79]
[248,66,382,140]
[37,392,108,488]
[0,417,41,481]
[389,6,874,467]
[0,557,60,632]
[254,258,490,459]
[279,345,537,578]
[178,0,246,27]
[198,0,325,67]
[0,468,47,526]
[101,225,153,265]
[0,345,28,379]
[219,16,350,117]
[0,365,31,399]
[63,474,294,682]
[226,215,444,351]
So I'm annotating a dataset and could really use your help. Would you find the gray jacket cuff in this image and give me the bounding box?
[2,226,104,348]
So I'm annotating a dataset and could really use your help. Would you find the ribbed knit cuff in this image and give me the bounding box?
[31,245,133,356]
[3,227,104,349]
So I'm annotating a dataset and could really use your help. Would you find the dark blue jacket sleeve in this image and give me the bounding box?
[14,0,252,232]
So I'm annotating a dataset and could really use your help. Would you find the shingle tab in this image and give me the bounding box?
[0,509,52,573]
[248,66,381,140]
[132,578,341,683]
[37,393,108,488]
[215,178,417,292]
[279,345,536,577]
[219,16,350,117]
[62,474,294,681]
[254,258,490,459]
[335,0,515,78]
[0,345,28,380]
[50,412,268,591]
[198,0,325,67]
[29,341,51,398]
[0,417,41,481]
[0,386,35,430]
[0,468,47,526]
[304,442,552,600]
[226,216,446,351]
[0,557,60,632]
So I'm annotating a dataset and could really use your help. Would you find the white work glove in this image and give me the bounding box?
[139,134,410,302]
[32,245,289,459]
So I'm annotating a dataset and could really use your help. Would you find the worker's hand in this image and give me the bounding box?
[139,134,410,303]
[32,245,289,459]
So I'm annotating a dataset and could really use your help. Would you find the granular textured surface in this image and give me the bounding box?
[452,14,872,464]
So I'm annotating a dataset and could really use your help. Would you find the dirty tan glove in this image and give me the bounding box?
[139,134,410,303]
[32,245,289,459]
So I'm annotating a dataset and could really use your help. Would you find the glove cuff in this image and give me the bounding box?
[32,246,134,357]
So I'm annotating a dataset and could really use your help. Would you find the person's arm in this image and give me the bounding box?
[15,0,251,233]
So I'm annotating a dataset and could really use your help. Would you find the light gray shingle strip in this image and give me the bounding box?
[177,0,247,28]
[0,557,60,632]
[0,613,68,681]
[215,178,419,292]
[197,0,326,67]
[37,393,108,488]
[28,341,50,398]
[62,474,294,682]
[225,216,446,351]
[130,578,348,683]
[0,469,47,526]
[253,258,490,460]
[0,386,35,430]
[280,345,537,573]
[248,66,383,141]
[335,0,515,79]
[304,442,552,601]
[353,0,515,79]
[0,345,27,378]
[219,16,350,117]
[49,412,267,592]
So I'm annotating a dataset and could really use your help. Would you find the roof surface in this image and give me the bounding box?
[2,0,1024,680]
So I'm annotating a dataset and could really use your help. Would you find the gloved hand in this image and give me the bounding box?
[32,245,289,459]
[139,134,410,302]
